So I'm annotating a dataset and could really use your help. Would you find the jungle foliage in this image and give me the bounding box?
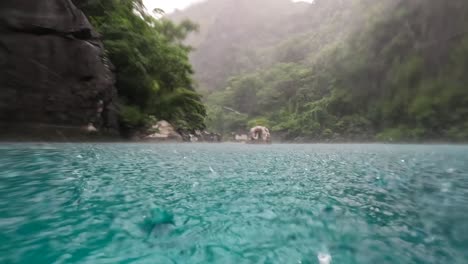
[174,0,468,141]
[80,0,206,131]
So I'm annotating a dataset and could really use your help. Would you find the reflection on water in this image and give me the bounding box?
[0,143,467,264]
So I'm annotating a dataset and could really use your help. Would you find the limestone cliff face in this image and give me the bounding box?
[0,0,118,138]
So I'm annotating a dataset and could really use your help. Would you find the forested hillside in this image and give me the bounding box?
[172,0,468,142]
[77,0,206,133]
[170,0,309,92]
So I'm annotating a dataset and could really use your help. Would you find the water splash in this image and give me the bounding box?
[209,166,216,174]
[317,252,332,264]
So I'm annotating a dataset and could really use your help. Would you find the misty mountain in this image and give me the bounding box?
[169,0,311,91]
[170,0,468,142]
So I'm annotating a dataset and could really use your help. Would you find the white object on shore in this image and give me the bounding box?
[145,120,182,141]
[318,252,332,264]
[86,123,98,133]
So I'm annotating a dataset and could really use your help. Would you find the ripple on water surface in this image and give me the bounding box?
[0,143,468,264]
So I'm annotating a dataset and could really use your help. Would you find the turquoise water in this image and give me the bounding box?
[0,143,467,264]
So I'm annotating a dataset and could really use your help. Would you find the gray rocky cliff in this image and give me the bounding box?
[0,0,119,139]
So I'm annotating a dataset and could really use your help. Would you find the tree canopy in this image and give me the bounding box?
[80,0,206,132]
[174,0,468,142]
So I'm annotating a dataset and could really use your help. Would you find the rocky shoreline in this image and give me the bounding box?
[0,122,119,142]
[0,121,272,143]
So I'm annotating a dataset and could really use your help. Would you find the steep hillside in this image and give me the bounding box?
[171,0,468,142]
[169,0,310,91]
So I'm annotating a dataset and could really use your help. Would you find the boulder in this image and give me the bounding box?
[249,126,271,143]
[0,0,118,138]
[145,120,182,141]
[176,130,221,142]
[194,130,222,142]
[234,133,249,142]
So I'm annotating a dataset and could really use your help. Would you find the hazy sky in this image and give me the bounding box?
[143,0,313,14]
[143,0,203,13]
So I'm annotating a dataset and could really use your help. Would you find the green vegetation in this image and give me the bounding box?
[174,0,468,142]
[80,0,206,132]
[75,0,468,141]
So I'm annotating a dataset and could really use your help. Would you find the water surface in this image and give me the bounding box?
[1,143,467,263]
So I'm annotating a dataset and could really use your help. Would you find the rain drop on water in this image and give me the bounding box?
[447,168,455,173]
[317,252,332,264]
